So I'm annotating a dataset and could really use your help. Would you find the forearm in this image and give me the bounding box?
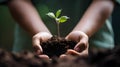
[8,0,50,35]
[73,0,114,37]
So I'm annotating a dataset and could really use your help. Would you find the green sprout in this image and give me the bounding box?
[47,9,69,37]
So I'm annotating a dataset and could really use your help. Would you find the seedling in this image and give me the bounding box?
[47,9,69,37]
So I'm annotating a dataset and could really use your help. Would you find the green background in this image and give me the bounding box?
[0,5,15,51]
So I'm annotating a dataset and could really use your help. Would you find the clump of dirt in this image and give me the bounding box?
[0,45,120,67]
[41,36,77,58]
[0,49,51,67]
[87,45,120,67]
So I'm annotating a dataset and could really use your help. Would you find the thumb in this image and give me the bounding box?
[65,35,69,40]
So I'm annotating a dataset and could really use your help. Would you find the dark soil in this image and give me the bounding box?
[41,36,77,58]
[0,45,120,67]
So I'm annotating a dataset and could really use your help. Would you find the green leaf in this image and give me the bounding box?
[46,12,55,19]
[58,16,69,23]
[56,9,62,18]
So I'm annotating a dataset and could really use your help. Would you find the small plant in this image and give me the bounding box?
[47,9,69,37]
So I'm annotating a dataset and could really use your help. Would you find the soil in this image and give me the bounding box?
[41,36,77,58]
[0,45,120,67]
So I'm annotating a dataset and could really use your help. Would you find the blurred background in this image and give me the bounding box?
[112,4,120,46]
[0,3,120,51]
[0,5,15,51]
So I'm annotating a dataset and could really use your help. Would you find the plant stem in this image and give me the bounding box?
[56,22,60,37]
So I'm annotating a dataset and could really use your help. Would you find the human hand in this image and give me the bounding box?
[32,32,52,59]
[62,31,89,57]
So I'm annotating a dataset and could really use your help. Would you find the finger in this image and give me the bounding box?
[32,36,43,55]
[66,49,88,57]
[74,36,88,52]
[74,42,87,52]
[65,35,70,41]
[59,54,76,61]
[59,54,67,59]
[38,55,50,60]
[66,49,79,56]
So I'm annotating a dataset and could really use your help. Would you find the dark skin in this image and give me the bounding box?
[8,0,114,59]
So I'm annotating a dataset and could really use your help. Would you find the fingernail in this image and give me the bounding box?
[75,47,80,52]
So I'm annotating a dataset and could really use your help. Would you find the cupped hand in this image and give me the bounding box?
[32,32,52,59]
[64,31,89,57]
